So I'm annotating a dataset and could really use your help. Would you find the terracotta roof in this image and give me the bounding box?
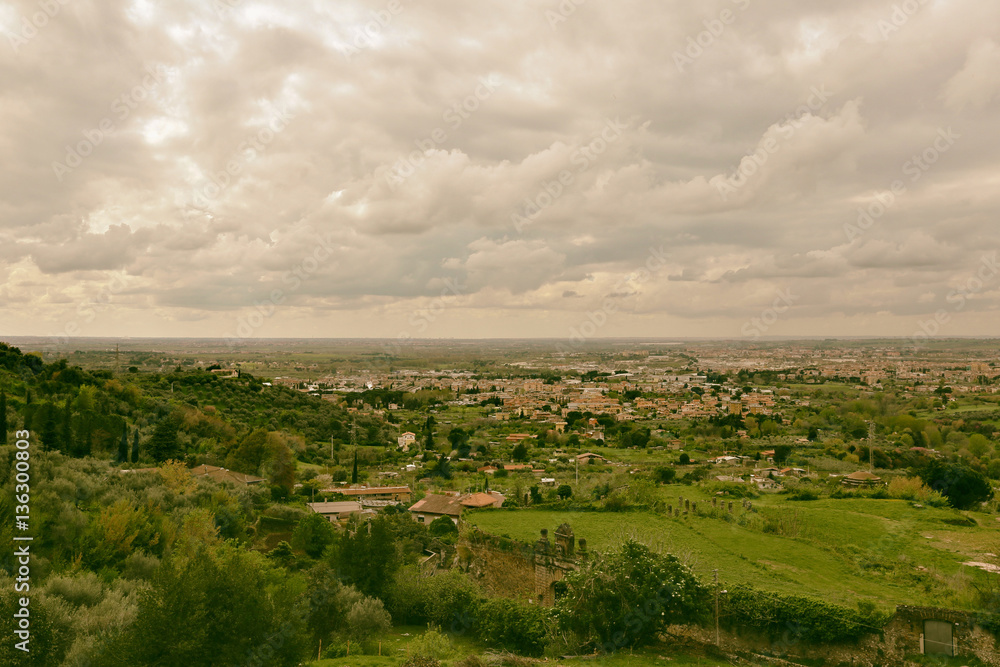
[459,492,505,508]
[846,470,881,480]
[308,501,362,515]
[409,493,463,516]
[328,486,411,497]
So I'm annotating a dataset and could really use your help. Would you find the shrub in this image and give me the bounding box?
[408,625,453,660]
[555,540,709,651]
[387,568,481,629]
[721,584,890,644]
[474,598,549,656]
[346,596,392,641]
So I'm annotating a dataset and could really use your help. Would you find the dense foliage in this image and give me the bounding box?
[720,585,891,645]
[555,540,710,651]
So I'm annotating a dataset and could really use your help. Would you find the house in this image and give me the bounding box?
[307,501,362,522]
[397,432,417,451]
[189,464,266,486]
[576,452,608,465]
[712,455,741,466]
[324,485,412,502]
[408,493,464,524]
[458,491,505,509]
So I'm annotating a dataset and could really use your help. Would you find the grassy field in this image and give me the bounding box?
[304,626,741,667]
[464,489,998,612]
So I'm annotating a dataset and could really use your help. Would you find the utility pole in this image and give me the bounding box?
[714,569,720,646]
[867,420,875,472]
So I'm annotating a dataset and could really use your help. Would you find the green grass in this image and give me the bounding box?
[306,625,487,667]
[304,628,754,667]
[464,491,996,612]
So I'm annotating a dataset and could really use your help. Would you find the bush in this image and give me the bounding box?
[408,625,453,660]
[721,584,890,644]
[653,466,676,484]
[346,596,392,641]
[388,568,482,630]
[291,511,338,558]
[474,598,549,656]
[917,460,994,509]
[555,540,709,651]
[788,489,819,501]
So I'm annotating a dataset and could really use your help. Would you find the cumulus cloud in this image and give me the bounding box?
[1,0,999,338]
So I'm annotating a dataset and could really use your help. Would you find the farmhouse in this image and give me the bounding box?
[307,501,363,522]
[409,493,464,524]
[323,485,412,502]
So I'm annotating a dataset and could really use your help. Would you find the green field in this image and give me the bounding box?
[465,491,996,612]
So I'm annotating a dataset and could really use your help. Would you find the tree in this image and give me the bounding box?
[292,512,339,558]
[678,452,690,465]
[336,517,399,599]
[773,445,792,465]
[107,547,307,667]
[117,421,129,463]
[653,466,676,484]
[918,460,994,510]
[512,442,529,461]
[428,515,459,541]
[427,453,452,480]
[556,484,573,500]
[131,429,140,463]
[807,426,819,441]
[41,402,59,452]
[149,416,180,462]
[0,390,6,445]
[555,540,709,651]
[60,400,72,454]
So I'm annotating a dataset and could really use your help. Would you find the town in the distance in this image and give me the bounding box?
[0,336,997,667]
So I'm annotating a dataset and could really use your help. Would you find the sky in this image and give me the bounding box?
[1,0,999,345]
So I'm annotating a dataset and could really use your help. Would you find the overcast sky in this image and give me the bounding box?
[2,0,999,343]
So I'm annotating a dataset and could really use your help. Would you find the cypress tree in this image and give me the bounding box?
[0,391,7,445]
[131,429,140,463]
[77,416,93,457]
[118,422,129,463]
[41,403,58,452]
[60,401,72,453]
[149,417,179,462]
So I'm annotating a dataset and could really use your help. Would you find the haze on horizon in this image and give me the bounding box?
[2,0,999,342]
